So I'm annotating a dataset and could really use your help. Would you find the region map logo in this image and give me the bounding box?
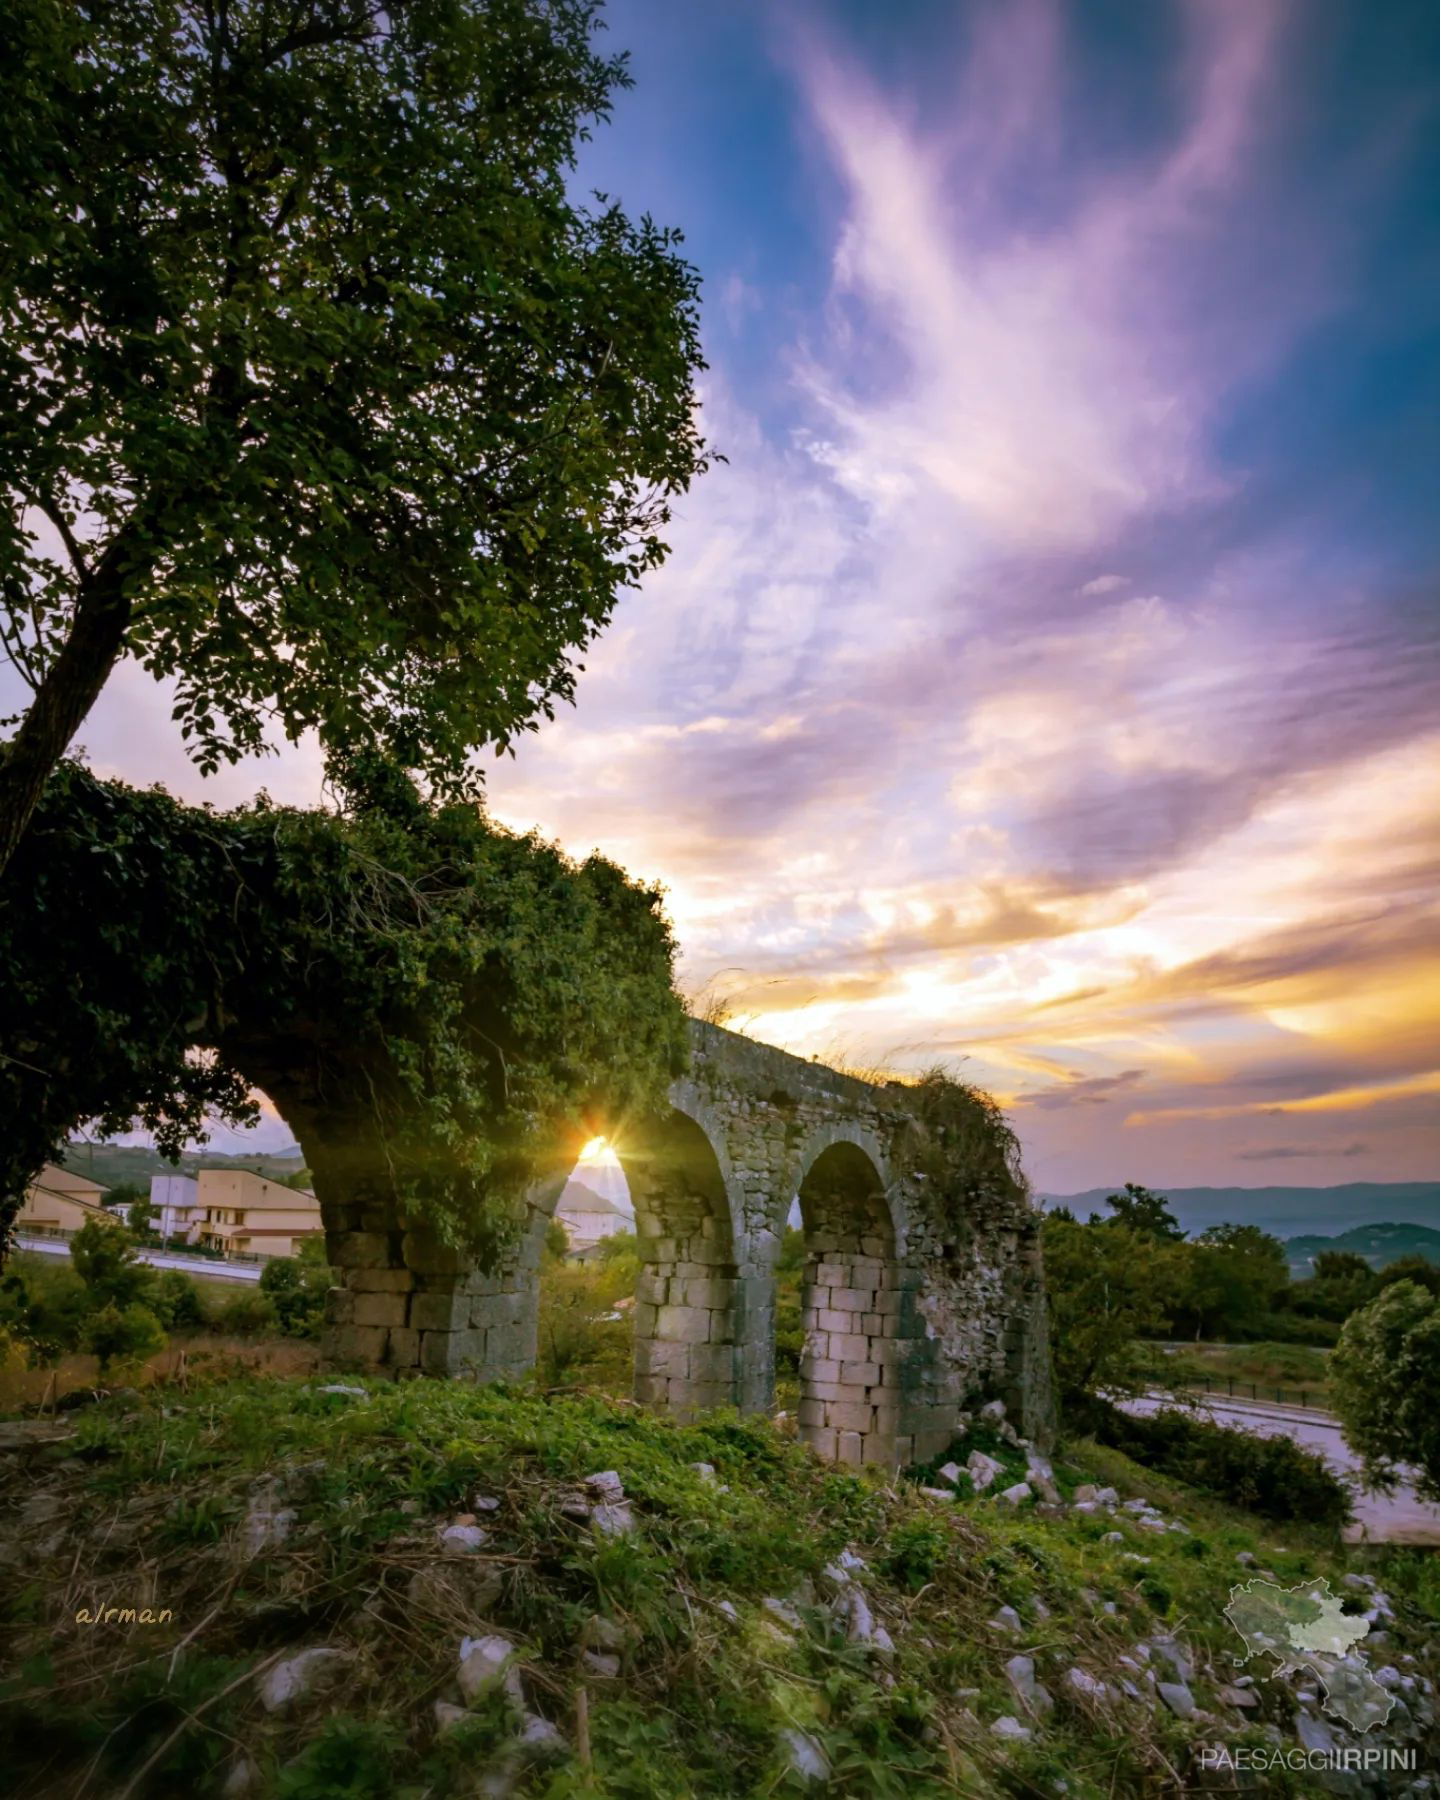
[1225,1577,1393,1731]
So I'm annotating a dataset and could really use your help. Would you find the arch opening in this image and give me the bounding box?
[796,1140,902,1468]
[619,1108,740,1421]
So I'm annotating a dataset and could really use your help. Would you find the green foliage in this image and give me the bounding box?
[150,1270,206,1332]
[1375,1255,1440,1299]
[1094,1181,1186,1241]
[5,1373,1430,1800]
[0,0,710,853]
[1169,1223,1289,1341]
[1087,1401,1352,1529]
[259,1239,331,1339]
[1331,1279,1440,1503]
[1313,1249,1376,1283]
[275,1716,403,1800]
[2,762,687,1256]
[1043,1215,1173,1405]
[69,1218,152,1309]
[212,1288,280,1338]
[83,1300,166,1375]
[899,1068,1026,1203]
[0,1257,88,1363]
[544,1218,572,1263]
[536,1248,636,1389]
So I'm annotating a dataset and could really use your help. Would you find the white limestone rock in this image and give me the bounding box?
[779,1728,830,1784]
[966,1451,1005,1492]
[582,1615,626,1652]
[433,1700,468,1734]
[1063,1667,1110,1706]
[1005,1653,1054,1718]
[515,1714,567,1763]
[996,1482,1033,1507]
[990,1715,1031,1741]
[590,1501,637,1538]
[440,1522,489,1556]
[259,1646,354,1713]
[458,1634,519,1702]
[584,1471,625,1503]
[243,1504,297,1557]
[1157,1681,1196,1718]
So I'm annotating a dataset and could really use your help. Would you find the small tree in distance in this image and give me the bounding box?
[1094,1182,1186,1242]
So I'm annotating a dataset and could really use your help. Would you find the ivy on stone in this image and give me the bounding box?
[1,762,688,1261]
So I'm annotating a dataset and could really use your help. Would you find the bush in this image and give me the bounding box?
[84,1301,167,1374]
[258,1242,330,1339]
[1250,1310,1341,1347]
[1331,1280,1440,1503]
[0,1258,90,1363]
[212,1289,279,1338]
[150,1270,205,1331]
[1085,1400,1351,1530]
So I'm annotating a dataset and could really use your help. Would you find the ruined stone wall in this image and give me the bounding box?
[301,1020,1057,1460]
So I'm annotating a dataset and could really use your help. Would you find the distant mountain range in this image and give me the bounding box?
[1039,1182,1439,1241]
[1281,1221,1440,1279]
[63,1141,307,1188]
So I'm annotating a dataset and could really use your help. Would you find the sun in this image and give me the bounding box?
[577,1135,608,1162]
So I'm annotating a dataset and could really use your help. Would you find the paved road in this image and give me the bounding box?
[14,1234,262,1283]
[1128,1389,1440,1546]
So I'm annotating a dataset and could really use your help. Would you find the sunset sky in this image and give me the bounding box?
[42,0,1440,1193]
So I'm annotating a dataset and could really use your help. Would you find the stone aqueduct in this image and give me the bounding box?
[295,1021,1056,1465]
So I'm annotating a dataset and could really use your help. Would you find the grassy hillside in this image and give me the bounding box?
[1,1377,1436,1798]
[1284,1222,1440,1278]
[60,1142,306,1190]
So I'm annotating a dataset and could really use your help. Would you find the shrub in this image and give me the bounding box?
[1086,1400,1351,1530]
[0,1259,89,1363]
[70,1218,153,1309]
[258,1242,330,1339]
[1331,1280,1440,1503]
[150,1270,205,1331]
[213,1289,279,1338]
[84,1301,167,1375]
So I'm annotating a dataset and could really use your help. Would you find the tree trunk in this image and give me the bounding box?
[0,552,137,879]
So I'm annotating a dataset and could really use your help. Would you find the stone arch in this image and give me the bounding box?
[619,1100,744,1421]
[794,1134,905,1468]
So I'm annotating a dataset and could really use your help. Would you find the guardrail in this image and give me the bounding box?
[1172,1376,1328,1411]
[15,1230,266,1267]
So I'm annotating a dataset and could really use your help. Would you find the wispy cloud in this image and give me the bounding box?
[15,0,1435,1191]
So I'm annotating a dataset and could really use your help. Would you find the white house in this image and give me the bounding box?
[554,1178,632,1253]
[149,1173,204,1242]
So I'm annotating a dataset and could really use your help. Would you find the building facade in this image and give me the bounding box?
[16,1163,117,1234]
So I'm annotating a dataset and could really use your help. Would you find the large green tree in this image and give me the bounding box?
[1331,1280,1440,1503]
[0,0,708,871]
[1043,1214,1175,1406]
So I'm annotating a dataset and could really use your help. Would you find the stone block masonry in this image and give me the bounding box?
[308,1020,1056,1461]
